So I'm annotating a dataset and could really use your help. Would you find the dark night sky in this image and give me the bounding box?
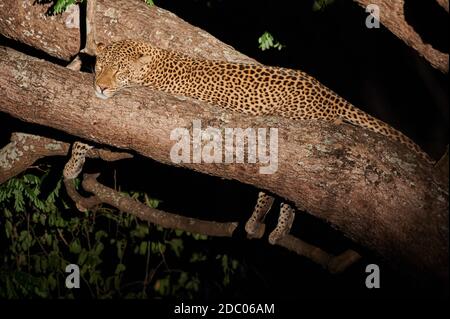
[0,0,448,299]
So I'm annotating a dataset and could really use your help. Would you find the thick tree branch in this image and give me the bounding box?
[0,1,81,60]
[354,0,449,73]
[0,46,447,284]
[0,0,254,64]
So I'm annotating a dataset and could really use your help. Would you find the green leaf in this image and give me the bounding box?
[78,249,88,265]
[167,238,183,257]
[95,230,108,241]
[41,258,48,272]
[154,276,170,296]
[55,216,65,228]
[139,241,148,256]
[131,224,149,239]
[48,213,55,227]
[39,214,46,226]
[4,208,12,218]
[47,274,57,290]
[221,254,229,271]
[144,0,154,6]
[44,233,53,246]
[94,242,104,256]
[5,220,13,239]
[52,0,78,14]
[175,229,184,236]
[189,252,207,263]
[312,0,335,12]
[192,233,208,240]
[116,239,127,260]
[70,240,82,254]
[151,242,166,254]
[144,194,160,208]
[185,276,200,292]
[115,263,126,275]
[258,31,285,51]
[13,189,25,212]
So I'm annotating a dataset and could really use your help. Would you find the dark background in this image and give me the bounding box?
[0,0,448,299]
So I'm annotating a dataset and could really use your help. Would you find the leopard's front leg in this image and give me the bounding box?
[63,141,93,180]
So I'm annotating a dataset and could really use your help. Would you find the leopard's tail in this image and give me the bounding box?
[339,102,434,164]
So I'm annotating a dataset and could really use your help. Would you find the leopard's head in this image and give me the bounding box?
[94,40,154,99]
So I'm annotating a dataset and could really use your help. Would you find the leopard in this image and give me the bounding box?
[91,39,433,246]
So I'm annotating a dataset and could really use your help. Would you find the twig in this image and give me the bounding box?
[81,173,239,237]
[436,0,449,13]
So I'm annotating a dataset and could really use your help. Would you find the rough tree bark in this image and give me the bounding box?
[0,0,448,284]
[0,0,254,63]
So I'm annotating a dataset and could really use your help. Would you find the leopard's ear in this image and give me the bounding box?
[94,42,106,55]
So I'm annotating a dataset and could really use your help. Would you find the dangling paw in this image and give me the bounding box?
[268,202,295,245]
[245,192,274,239]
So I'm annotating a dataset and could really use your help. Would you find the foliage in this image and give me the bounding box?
[0,168,240,299]
[312,0,335,12]
[258,32,285,51]
[143,0,154,6]
[52,0,78,14]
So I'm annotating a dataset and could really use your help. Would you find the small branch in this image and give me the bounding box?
[276,235,361,273]
[354,0,449,73]
[87,148,134,161]
[0,133,69,184]
[81,173,238,237]
[436,0,449,13]
[63,178,103,212]
[277,235,332,267]
[81,0,97,55]
[327,250,362,274]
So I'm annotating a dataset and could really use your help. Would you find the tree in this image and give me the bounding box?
[0,0,448,296]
